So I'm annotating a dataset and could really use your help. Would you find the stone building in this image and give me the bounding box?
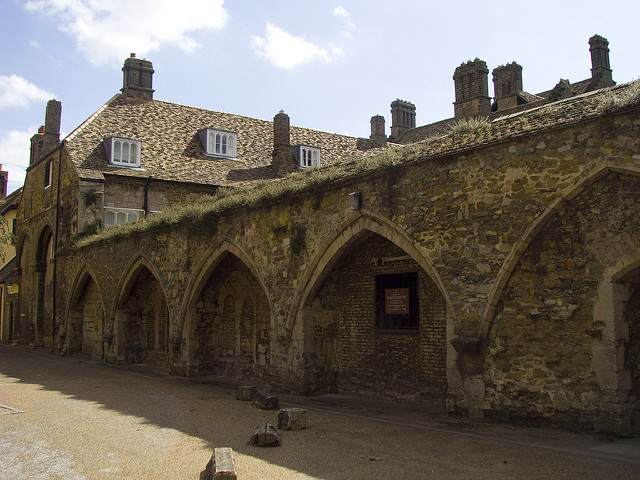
[0,167,21,343]
[13,54,383,351]
[12,36,640,434]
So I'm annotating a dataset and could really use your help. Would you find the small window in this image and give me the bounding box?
[296,145,321,169]
[200,128,237,158]
[104,207,143,227]
[375,272,419,331]
[44,160,52,188]
[104,136,142,167]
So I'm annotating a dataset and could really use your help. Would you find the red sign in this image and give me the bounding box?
[385,288,409,314]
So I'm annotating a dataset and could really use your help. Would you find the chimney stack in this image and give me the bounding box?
[272,110,297,175]
[389,100,415,143]
[30,99,62,164]
[453,59,491,119]
[369,115,387,146]
[0,165,7,198]
[588,34,614,90]
[492,62,523,112]
[121,53,155,101]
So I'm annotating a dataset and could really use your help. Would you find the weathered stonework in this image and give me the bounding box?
[39,102,640,434]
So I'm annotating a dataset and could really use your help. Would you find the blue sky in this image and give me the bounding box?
[1,0,639,193]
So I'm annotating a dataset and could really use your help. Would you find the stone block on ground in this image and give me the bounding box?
[277,407,308,430]
[201,447,237,480]
[249,422,281,447]
[236,385,257,401]
[252,391,279,410]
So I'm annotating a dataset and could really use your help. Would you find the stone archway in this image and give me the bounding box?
[115,261,169,365]
[301,229,448,400]
[187,252,271,380]
[597,264,640,434]
[483,171,640,433]
[66,271,104,358]
[34,227,54,348]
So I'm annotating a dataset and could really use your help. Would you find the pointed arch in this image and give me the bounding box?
[176,237,271,341]
[481,165,640,340]
[36,225,53,267]
[176,236,272,377]
[64,264,105,357]
[113,254,170,364]
[113,254,168,314]
[34,224,54,347]
[291,211,453,397]
[291,211,453,331]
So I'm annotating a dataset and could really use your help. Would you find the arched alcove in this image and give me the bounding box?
[186,251,271,380]
[301,228,447,400]
[115,260,169,365]
[66,269,105,358]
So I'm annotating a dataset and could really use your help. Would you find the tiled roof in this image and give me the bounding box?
[64,95,381,186]
[398,117,456,144]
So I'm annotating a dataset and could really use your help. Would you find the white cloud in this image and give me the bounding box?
[333,6,355,29]
[0,75,54,110]
[0,128,34,189]
[251,23,344,70]
[30,40,40,48]
[24,0,229,67]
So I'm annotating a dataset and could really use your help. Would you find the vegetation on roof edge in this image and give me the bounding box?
[70,80,640,250]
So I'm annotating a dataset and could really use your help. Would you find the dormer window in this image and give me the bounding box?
[104,136,141,168]
[199,128,237,158]
[294,145,321,169]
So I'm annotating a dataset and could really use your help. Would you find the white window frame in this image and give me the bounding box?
[106,136,142,168]
[204,129,237,158]
[298,146,321,169]
[104,206,144,227]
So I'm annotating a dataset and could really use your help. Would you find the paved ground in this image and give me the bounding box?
[1,343,639,480]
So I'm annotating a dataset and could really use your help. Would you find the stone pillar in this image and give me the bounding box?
[453,59,491,119]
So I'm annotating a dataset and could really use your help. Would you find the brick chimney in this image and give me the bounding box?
[492,62,523,112]
[30,99,61,164]
[588,34,614,90]
[389,100,415,143]
[272,110,297,175]
[0,165,7,198]
[453,59,491,119]
[121,53,155,101]
[369,115,387,146]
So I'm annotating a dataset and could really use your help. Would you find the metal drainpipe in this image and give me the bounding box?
[51,141,64,353]
[143,177,151,218]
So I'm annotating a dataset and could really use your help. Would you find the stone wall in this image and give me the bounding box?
[48,105,640,432]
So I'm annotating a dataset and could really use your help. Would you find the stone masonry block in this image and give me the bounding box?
[236,385,257,401]
[252,392,279,410]
[277,407,307,430]
[202,447,236,480]
[249,423,281,447]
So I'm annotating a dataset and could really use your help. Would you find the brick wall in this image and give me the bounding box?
[309,234,447,399]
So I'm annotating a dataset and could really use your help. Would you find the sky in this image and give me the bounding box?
[1,0,639,194]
